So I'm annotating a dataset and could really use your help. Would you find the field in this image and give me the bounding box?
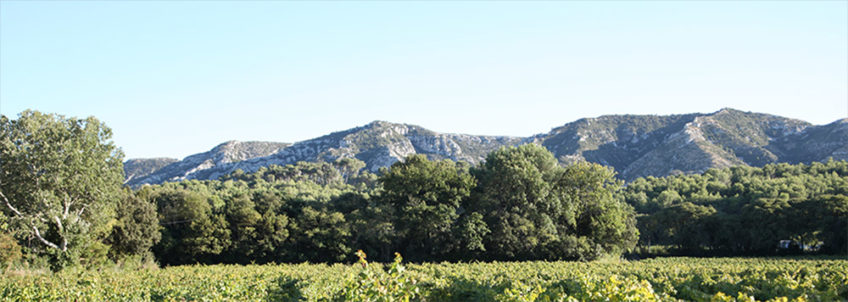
[2,256,846,302]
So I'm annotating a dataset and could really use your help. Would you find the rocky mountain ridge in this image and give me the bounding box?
[126,141,289,185]
[124,109,848,186]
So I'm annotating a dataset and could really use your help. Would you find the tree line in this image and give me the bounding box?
[624,160,848,256]
[1,111,846,270]
[145,143,638,265]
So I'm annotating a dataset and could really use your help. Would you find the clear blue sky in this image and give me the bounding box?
[2,1,846,159]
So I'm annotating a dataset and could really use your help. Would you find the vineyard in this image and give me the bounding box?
[2,256,846,301]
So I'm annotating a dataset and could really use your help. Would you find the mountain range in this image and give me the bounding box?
[124,108,848,186]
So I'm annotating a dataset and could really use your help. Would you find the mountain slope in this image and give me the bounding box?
[531,108,817,180]
[156,121,525,184]
[125,109,848,185]
[771,118,848,163]
[123,158,178,184]
[125,141,289,186]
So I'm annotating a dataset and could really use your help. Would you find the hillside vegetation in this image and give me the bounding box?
[625,160,848,255]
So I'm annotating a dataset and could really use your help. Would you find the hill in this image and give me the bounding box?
[125,141,289,185]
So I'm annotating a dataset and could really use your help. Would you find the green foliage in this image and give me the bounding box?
[0,232,21,269]
[134,144,639,264]
[471,144,638,261]
[472,144,571,259]
[141,159,377,264]
[551,275,667,302]
[107,190,160,260]
[224,194,262,259]
[379,155,476,261]
[625,160,848,256]
[555,162,639,256]
[152,189,231,265]
[337,250,420,302]
[2,257,846,301]
[290,206,351,262]
[0,110,125,270]
[222,157,378,191]
[452,212,490,257]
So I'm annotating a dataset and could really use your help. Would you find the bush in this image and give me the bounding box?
[0,232,22,268]
[337,250,421,301]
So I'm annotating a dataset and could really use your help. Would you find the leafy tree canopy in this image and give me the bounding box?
[1,110,124,269]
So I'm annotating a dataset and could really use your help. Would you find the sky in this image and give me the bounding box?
[1,1,846,160]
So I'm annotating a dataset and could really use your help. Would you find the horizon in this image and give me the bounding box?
[2,1,846,159]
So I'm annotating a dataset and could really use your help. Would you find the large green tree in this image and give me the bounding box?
[548,162,638,259]
[379,154,477,261]
[471,145,638,260]
[0,110,124,269]
[471,144,564,260]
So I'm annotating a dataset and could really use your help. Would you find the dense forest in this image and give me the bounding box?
[1,111,846,271]
[625,160,848,255]
[141,145,640,265]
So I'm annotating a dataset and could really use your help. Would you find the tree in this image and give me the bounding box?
[107,189,161,260]
[379,154,476,261]
[450,212,490,259]
[470,145,638,261]
[471,144,562,260]
[551,162,638,259]
[290,206,351,262]
[806,195,848,255]
[343,193,396,262]
[334,158,367,183]
[152,189,230,265]
[651,202,716,252]
[224,194,262,262]
[253,207,289,262]
[0,110,124,269]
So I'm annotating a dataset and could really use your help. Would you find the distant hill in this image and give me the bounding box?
[124,109,848,186]
[124,141,289,186]
[530,108,842,180]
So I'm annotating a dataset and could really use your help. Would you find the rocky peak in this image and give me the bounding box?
[364,120,393,127]
[714,107,741,115]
